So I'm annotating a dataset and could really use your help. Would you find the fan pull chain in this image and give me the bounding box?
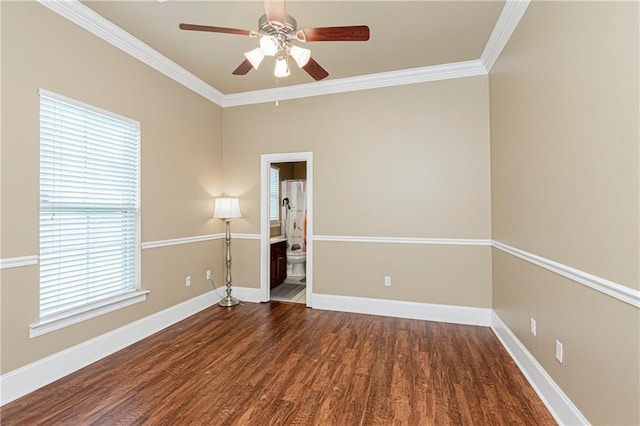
[275,77,280,106]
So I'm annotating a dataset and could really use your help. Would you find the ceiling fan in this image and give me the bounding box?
[178,0,370,81]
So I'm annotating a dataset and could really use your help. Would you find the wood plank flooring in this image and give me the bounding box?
[1,302,556,425]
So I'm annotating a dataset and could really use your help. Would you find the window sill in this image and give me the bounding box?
[30,290,150,338]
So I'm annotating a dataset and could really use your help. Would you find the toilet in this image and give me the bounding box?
[286,250,306,278]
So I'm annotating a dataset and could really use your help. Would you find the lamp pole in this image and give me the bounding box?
[219,217,240,307]
[213,197,241,307]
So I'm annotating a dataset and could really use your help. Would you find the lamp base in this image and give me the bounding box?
[219,295,240,307]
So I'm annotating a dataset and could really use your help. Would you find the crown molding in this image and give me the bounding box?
[222,60,487,107]
[480,0,531,71]
[38,0,529,107]
[37,0,225,106]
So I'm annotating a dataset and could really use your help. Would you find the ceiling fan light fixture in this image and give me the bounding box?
[259,35,278,56]
[179,0,370,83]
[244,47,265,69]
[274,56,290,78]
[289,45,311,68]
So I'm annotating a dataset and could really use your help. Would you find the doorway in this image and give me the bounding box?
[260,152,313,307]
[270,162,307,303]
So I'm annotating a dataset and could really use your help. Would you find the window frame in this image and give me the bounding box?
[31,89,146,338]
[269,166,281,226]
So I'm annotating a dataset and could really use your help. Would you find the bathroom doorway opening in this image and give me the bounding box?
[260,152,313,307]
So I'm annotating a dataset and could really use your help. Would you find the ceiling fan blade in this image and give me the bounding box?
[264,0,286,25]
[232,59,254,76]
[296,25,370,42]
[179,23,254,37]
[302,57,329,81]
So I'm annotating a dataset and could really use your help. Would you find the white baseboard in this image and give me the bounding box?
[490,311,589,425]
[312,293,491,326]
[231,286,262,303]
[0,291,221,406]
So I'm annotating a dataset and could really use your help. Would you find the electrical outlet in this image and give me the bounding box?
[206,270,212,280]
[384,276,391,286]
[555,340,563,363]
[185,275,191,287]
[530,318,537,336]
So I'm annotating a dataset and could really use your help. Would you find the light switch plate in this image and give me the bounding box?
[555,340,563,363]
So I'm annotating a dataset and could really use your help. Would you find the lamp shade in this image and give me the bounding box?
[289,45,311,68]
[244,47,264,70]
[213,197,241,219]
[259,36,278,56]
[274,56,290,78]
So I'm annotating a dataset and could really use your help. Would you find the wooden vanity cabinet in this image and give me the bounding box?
[270,240,287,288]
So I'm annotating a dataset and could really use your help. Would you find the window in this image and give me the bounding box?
[37,89,142,333]
[269,166,280,223]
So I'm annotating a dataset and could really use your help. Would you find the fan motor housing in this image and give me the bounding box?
[258,13,297,36]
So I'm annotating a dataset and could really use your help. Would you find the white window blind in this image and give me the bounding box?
[269,166,280,222]
[39,89,140,319]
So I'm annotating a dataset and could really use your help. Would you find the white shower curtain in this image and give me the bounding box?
[281,179,307,252]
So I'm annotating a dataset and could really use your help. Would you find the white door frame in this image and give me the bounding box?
[260,152,313,307]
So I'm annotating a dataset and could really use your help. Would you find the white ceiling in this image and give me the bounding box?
[81,1,506,95]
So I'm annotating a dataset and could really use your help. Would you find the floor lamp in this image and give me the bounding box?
[213,197,242,307]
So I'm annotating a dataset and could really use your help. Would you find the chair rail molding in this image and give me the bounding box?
[0,256,39,270]
[314,235,491,246]
[141,234,224,250]
[492,240,640,308]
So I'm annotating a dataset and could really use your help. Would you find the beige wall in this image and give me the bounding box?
[0,2,225,373]
[490,1,639,289]
[315,243,491,307]
[490,1,639,424]
[223,77,492,305]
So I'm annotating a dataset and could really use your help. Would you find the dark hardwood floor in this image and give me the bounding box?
[1,301,555,425]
